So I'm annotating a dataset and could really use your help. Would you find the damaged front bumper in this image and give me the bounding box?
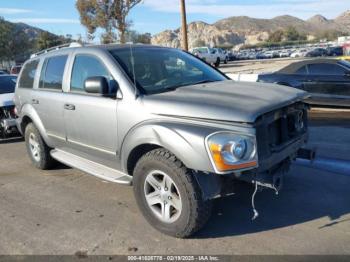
[0,118,19,138]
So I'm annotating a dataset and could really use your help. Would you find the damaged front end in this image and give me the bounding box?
[197,102,315,220]
[0,105,18,139]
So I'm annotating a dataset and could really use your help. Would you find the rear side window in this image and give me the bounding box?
[308,63,346,75]
[40,55,68,90]
[18,60,39,88]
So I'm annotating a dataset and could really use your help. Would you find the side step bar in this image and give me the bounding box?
[50,149,132,185]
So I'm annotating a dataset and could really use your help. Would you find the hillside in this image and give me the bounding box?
[0,18,55,40]
[152,10,350,49]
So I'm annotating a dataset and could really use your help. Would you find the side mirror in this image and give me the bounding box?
[345,71,350,77]
[84,76,109,95]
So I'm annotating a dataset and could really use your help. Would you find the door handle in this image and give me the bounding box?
[31,99,39,104]
[64,104,75,110]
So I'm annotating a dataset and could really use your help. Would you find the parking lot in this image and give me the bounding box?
[0,109,349,255]
[220,57,306,75]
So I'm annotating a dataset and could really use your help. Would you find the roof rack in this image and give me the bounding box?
[30,42,83,59]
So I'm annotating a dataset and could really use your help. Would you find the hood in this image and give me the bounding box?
[0,93,14,107]
[142,80,308,123]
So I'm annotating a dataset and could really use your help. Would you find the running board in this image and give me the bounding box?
[50,149,132,185]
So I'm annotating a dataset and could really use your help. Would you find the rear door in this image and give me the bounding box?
[32,55,68,146]
[62,53,119,169]
[303,63,350,106]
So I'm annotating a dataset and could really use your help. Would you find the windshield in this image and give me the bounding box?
[109,47,227,95]
[0,76,17,94]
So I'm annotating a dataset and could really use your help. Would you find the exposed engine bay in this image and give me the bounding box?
[0,105,18,139]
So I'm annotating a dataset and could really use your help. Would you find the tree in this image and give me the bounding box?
[285,26,306,41]
[36,32,63,50]
[126,30,151,44]
[0,17,32,61]
[0,18,13,61]
[315,30,344,41]
[76,0,142,44]
[268,29,284,43]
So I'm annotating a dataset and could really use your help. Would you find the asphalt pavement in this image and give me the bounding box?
[0,110,349,255]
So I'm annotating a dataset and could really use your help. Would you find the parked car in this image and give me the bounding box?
[290,49,308,58]
[227,51,236,61]
[305,48,327,57]
[213,48,228,64]
[15,43,309,238]
[279,50,292,58]
[190,47,220,67]
[0,75,18,139]
[258,58,350,107]
[262,51,274,59]
[326,46,343,57]
[0,70,8,75]
[10,65,22,75]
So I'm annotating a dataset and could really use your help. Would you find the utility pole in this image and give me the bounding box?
[180,0,189,51]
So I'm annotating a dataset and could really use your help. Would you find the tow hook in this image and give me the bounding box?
[297,147,316,161]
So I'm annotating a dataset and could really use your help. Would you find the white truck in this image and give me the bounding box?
[191,47,221,67]
[213,48,228,64]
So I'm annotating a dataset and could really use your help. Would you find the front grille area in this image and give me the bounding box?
[255,102,308,161]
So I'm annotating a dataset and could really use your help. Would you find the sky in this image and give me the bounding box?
[0,0,349,39]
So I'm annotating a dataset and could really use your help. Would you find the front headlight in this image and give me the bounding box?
[206,132,258,173]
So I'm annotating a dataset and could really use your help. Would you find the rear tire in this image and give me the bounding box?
[25,123,56,170]
[133,148,212,238]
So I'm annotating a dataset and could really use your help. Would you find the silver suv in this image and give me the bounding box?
[14,43,309,238]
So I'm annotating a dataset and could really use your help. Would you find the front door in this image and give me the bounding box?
[63,54,119,169]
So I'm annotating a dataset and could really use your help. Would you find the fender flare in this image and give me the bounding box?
[20,103,53,147]
[120,121,215,174]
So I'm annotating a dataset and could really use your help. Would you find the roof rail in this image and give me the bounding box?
[30,42,83,59]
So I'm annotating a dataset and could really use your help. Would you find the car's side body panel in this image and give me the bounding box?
[258,59,350,108]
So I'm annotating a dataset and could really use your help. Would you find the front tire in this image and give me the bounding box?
[25,123,55,170]
[133,148,212,238]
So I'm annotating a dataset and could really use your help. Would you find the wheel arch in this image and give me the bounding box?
[126,143,162,176]
[19,104,52,146]
[121,122,214,176]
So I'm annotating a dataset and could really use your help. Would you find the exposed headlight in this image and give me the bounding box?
[206,132,258,173]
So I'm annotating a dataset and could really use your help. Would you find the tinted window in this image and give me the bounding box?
[308,63,346,75]
[109,47,226,95]
[0,76,17,94]
[18,60,39,88]
[295,65,308,75]
[71,55,113,92]
[40,55,68,90]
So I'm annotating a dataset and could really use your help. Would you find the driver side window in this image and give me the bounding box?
[71,55,115,93]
